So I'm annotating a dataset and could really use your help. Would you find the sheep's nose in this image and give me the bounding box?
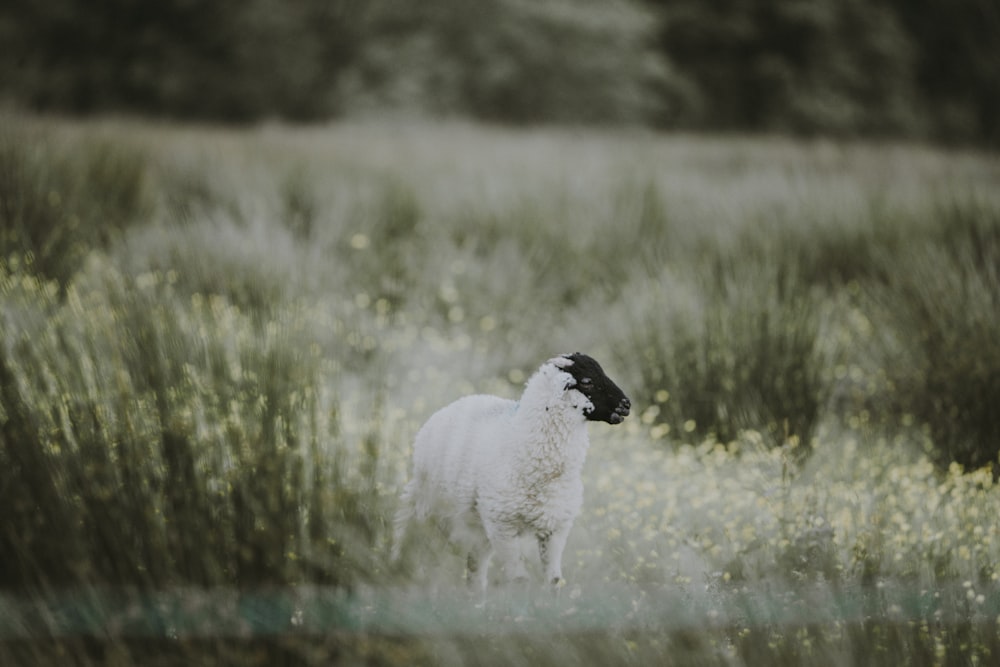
[617,397,631,416]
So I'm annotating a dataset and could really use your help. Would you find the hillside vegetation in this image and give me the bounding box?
[1,117,1000,665]
[2,0,998,144]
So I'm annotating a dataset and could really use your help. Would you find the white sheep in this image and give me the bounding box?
[392,353,630,591]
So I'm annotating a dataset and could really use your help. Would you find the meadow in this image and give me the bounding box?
[1,115,1000,665]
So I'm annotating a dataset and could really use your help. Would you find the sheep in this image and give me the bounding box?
[392,352,630,591]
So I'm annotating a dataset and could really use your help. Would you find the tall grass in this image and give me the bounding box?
[615,256,826,447]
[0,122,150,286]
[2,117,1000,664]
[0,258,393,593]
[874,202,1000,470]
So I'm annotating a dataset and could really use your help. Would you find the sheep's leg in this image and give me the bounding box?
[490,533,529,584]
[466,541,493,593]
[390,482,416,562]
[537,527,571,587]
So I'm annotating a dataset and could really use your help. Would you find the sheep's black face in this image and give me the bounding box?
[562,353,631,425]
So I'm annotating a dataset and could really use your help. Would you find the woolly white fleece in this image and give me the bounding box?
[393,356,594,589]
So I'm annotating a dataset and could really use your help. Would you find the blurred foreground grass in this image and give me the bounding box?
[1,115,999,665]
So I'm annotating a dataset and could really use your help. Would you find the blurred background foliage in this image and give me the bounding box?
[1,0,998,144]
[0,108,998,664]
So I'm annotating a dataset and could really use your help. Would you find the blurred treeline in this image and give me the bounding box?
[1,0,998,144]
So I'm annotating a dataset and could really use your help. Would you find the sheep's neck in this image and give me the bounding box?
[512,404,589,486]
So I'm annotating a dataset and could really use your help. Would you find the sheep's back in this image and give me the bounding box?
[410,394,516,513]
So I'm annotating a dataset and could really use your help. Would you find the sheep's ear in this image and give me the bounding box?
[548,355,575,369]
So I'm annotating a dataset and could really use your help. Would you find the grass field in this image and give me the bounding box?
[2,115,1000,665]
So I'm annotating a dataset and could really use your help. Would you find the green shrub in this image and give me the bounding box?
[731,211,901,290]
[343,0,668,124]
[337,178,425,309]
[616,253,825,448]
[876,205,1000,470]
[280,164,320,242]
[121,219,302,317]
[155,157,237,225]
[0,260,389,595]
[0,125,150,286]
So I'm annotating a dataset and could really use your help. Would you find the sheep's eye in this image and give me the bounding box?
[579,377,593,388]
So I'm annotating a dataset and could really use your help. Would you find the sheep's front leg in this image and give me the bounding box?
[489,532,529,584]
[466,541,493,593]
[537,527,571,587]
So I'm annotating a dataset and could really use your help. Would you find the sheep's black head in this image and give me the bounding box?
[554,352,631,425]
